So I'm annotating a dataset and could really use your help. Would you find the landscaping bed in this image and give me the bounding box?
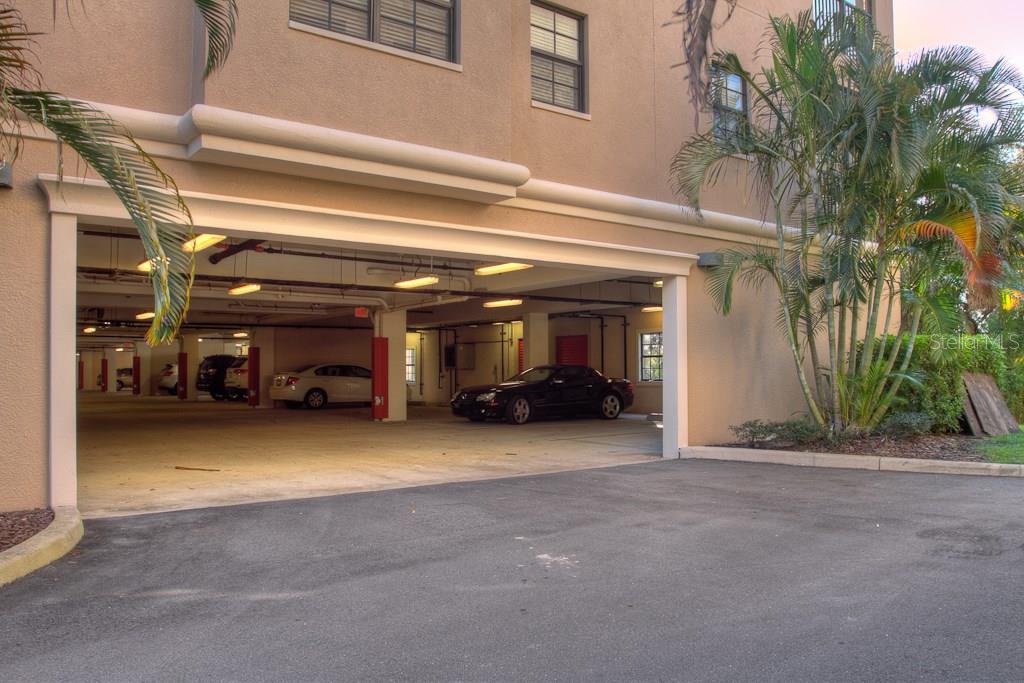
[0,508,54,553]
[718,430,1024,464]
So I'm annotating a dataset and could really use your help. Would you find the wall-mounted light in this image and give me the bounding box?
[136,259,153,272]
[394,275,440,289]
[182,234,226,253]
[641,306,663,313]
[135,311,156,320]
[474,263,533,276]
[653,280,663,288]
[228,282,262,296]
[197,338,204,342]
[483,299,523,308]
[82,326,97,334]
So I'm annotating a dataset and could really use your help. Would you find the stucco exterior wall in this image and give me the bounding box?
[0,0,894,511]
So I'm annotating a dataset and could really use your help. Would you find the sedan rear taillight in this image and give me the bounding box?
[285,376,300,386]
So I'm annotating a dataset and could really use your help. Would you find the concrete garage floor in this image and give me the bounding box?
[3,460,1024,681]
[77,393,660,517]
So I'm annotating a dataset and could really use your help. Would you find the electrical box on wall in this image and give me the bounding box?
[443,343,476,370]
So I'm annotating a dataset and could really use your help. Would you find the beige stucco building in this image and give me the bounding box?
[0,0,892,514]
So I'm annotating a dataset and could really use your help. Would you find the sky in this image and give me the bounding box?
[893,0,1024,72]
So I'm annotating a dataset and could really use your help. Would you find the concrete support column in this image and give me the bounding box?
[134,344,152,396]
[378,309,407,422]
[662,275,688,458]
[102,348,118,393]
[251,327,276,408]
[49,212,78,508]
[522,312,549,369]
[181,334,202,401]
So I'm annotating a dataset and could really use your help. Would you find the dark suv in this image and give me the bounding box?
[197,355,245,400]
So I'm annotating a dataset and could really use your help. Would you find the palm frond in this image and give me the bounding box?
[194,0,238,77]
[9,90,195,344]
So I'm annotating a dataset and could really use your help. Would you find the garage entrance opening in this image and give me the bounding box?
[57,194,690,516]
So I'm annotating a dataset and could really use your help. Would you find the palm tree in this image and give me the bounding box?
[672,10,1024,434]
[0,1,237,344]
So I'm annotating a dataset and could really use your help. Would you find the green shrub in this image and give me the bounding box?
[730,419,823,448]
[878,412,933,438]
[893,335,1013,432]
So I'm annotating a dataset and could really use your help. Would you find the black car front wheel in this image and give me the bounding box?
[599,393,623,420]
[505,396,532,425]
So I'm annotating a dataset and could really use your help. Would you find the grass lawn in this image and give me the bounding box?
[979,427,1024,464]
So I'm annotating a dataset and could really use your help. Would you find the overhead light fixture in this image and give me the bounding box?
[394,274,440,289]
[114,347,125,352]
[492,322,506,326]
[232,331,249,338]
[197,338,204,342]
[82,326,97,334]
[483,299,523,308]
[228,282,262,296]
[641,305,663,313]
[653,280,663,288]
[474,263,533,276]
[182,234,226,253]
[135,311,156,320]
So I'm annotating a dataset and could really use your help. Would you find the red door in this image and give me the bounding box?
[556,335,588,366]
[517,339,524,373]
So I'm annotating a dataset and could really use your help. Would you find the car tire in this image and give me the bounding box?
[304,389,328,410]
[599,393,623,420]
[211,390,227,401]
[505,396,532,425]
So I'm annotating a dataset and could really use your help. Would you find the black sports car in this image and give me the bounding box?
[451,365,635,425]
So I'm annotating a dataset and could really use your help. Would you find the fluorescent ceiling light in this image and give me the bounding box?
[228,282,262,296]
[482,299,523,308]
[82,326,97,334]
[474,263,533,276]
[653,280,663,288]
[135,311,155,320]
[394,275,440,289]
[197,338,204,342]
[182,234,226,253]
[492,322,506,326]
[114,347,125,352]
[641,306,663,313]
[232,331,249,338]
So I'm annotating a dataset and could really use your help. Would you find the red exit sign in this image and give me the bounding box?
[354,306,370,319]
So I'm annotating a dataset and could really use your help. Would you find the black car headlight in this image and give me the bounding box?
[476,391,497,402]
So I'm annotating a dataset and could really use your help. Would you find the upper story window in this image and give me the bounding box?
[711,69,746,144]
[290,0,457,62]
[530,3,585,112]
[813,0,873,20]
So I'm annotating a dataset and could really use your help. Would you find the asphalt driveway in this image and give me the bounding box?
[2,460,1023,682]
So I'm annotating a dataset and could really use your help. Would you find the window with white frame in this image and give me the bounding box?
[639,332,663,382]
[530,3,585,112]
[290,0,457,62]
[712,69,746,144]
[405,347,417,383]
[813,0,872,20]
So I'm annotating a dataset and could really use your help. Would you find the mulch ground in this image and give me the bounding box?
[0,508,54,553]
[719,434,987,462]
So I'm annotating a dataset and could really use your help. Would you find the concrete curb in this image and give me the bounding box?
[0,506,83,589]
[681,447,1024,478]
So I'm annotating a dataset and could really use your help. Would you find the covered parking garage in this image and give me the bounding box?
[52,176,694,516]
